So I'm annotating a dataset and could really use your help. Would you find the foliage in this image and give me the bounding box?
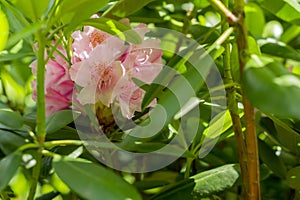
[0,0,299,199]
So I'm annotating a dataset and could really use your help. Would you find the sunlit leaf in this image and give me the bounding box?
[0,8,9,51]
[245,2,265,36]
[13,0,51,21]
[103,0,158,18]
[258,0,300,25]
[0,151,22,191]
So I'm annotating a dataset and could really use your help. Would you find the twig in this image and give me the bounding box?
[221,0,248,197]
[233,0,261,199]
[208,0,239,24]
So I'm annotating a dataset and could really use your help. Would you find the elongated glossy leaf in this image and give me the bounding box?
[59,0,110,31]
[0,109,23,129]
[258,0,300,25]
[53,158,142,200]
[0,130,27,154]
[150,179,195,200]
[243,55,300,119]
[271,117,300,156]
[46,110,78,134]
[0,151,22,191]
[82,18,142,44]
[103,0,158,18]
[259,39,300,61]
[6,21,43,48]
[14,0,50,21]
[258,139,287,178]
[0,52,34,62]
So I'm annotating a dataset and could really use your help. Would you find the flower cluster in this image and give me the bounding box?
[31,19,162,119]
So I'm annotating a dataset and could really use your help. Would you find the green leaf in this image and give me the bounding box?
[258,139,287,178]
[13,0,51,21]
[0,52,34,62]
[0,151,22,191]
[0,8,9,51]
[150,179,195,200]
[103,0,158,18]
[150,164,239,199]
[0,130,27,154]
[46,110,78,134]
[127,8,165,24]
[280,25,300,43]
[286,166,300,189]
[198,110,236,158]
[6,21,43,48]
[271,117,300,156]
[82,17,142,44]
[243,55,300,119]
[191,164,239,197]
[258,0,300,25]
[0,109,23,129]
[53,158,142,200]
[259,39,300,61]
[0,70,25,109]
[59,0,110,31]
[245,2,265,36]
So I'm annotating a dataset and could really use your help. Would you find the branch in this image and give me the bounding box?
[233,0,261,199]
[209,0,239,24]
[221,0,248,195]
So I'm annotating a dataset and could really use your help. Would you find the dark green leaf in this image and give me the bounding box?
[0,151,22,191]
[53,158,142,200]
[46,110,78,134]
[258,139,287,178]
[0,109,23,129]
[243,55,300,119]
[286,166,300,189]
[0,130,27,154]
[272,117,300,156]
[259,39,300,61]
[150,179,195,200]
[103,0,158,18]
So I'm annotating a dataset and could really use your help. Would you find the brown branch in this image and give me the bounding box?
[221,0,249,197]
[234,0,261,199]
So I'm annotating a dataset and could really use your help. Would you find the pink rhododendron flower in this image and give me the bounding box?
[30,45,74,116]
[70,19,162,119]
